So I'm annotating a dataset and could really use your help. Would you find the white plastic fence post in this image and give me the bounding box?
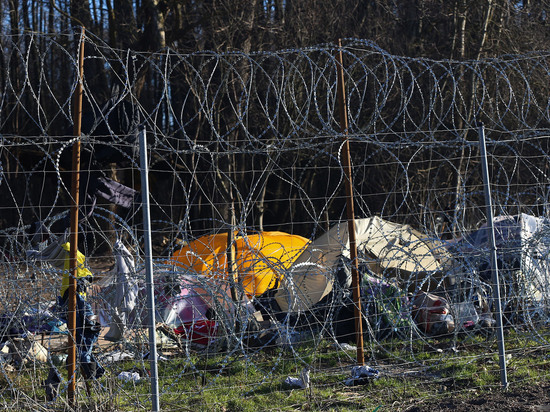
[139,126,161,410]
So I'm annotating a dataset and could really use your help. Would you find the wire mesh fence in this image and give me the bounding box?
[0,30,549,410]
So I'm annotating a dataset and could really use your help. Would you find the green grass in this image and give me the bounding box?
[1,327,549,411]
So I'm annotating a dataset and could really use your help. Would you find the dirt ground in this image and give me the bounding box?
[402,381,550,411]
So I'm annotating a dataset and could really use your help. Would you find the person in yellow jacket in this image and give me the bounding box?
[58,242,93,298]
[43,242,104,401]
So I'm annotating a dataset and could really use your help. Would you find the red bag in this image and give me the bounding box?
[174,320,217,346]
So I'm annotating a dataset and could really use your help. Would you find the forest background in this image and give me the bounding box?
[3,1,548,62]
[2,0,550,243]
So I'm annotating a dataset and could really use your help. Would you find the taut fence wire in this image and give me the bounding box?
[0,30,549,410]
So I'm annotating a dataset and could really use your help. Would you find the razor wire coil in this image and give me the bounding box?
[0,29,549,409]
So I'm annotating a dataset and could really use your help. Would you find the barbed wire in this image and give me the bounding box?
[0,30,549,410]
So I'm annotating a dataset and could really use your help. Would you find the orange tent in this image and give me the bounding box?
[169,231,309,297]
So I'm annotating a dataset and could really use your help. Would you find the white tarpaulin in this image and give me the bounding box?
[275,217,455,312]
[450,213,550,306]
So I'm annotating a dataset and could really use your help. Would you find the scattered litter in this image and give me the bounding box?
[99,351,135,364]
[284,376,304,388]
[155,328,179,348]
[51,353,68,366]
[344,365,380,386]
[412,292,455,335]
[0,343,13,370]
[334,342,356,351]
[1,364,15,372]
[142,351,168,361]
[7,338,48,365]
[453,302,479,329]
[117,371,141,382]
[462,320,476,329]
[284,368,310,389]
[0,342,10,359]
[342,343,356,351]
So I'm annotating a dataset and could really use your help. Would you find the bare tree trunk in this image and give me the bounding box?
[476,0,495,60]
[452,0,468,235]
[8,0,20,134]
[70,0,92,28]
[113,0,137,48]
[106,0,116,45]
[141,0,166,50]
[452,0,496,232]
[22,0,30,30]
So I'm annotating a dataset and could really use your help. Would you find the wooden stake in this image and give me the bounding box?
[68,26,85,405]
[225,199,239,302]
[227,157,239,302]
[336,39,365,365]
[227,224,238,301]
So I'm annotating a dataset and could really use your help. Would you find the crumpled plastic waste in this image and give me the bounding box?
[117,371,141,382]
[344,365,380,386]
[284,368,310,389]
[333,342,356,351]
[99,350,135,364]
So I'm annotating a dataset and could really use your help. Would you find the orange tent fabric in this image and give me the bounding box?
[169,231,309,297]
